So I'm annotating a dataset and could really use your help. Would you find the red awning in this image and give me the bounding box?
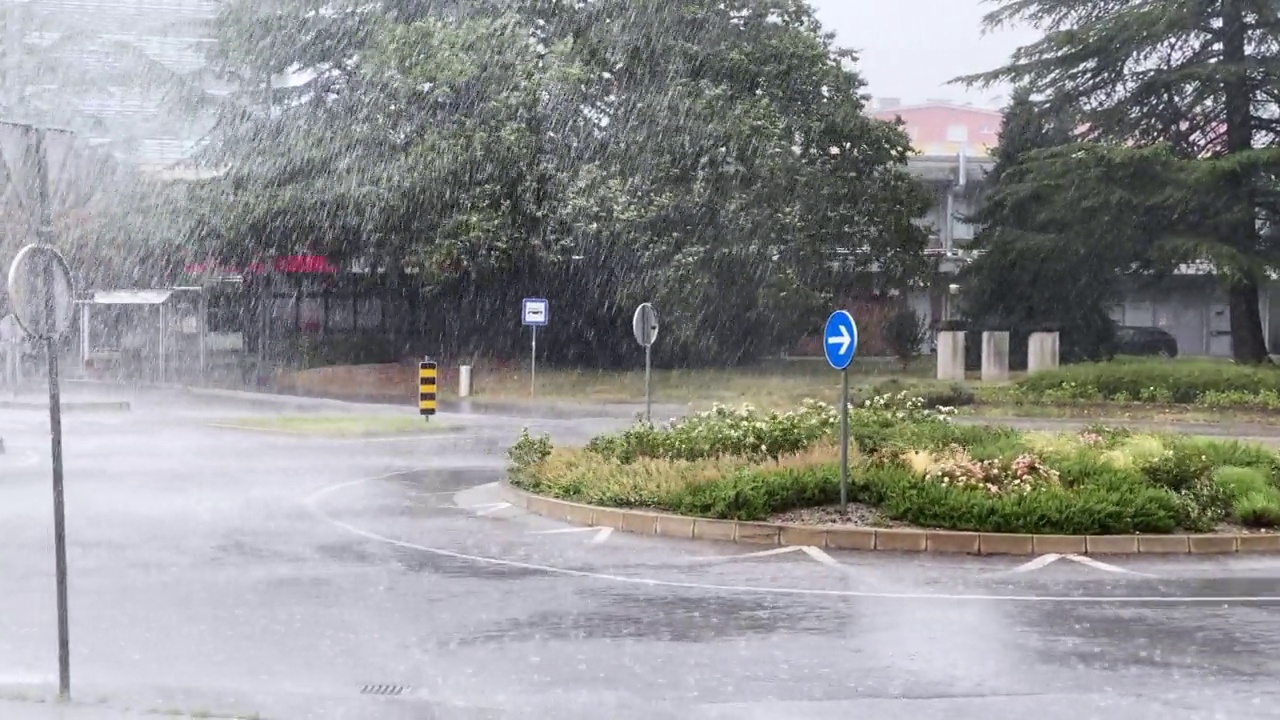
[183,255,337,276]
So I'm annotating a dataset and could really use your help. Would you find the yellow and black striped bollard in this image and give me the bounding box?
[418,360,437,420]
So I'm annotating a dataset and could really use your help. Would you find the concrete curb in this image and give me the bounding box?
[499,482,1280,556]
[0,400,130,411]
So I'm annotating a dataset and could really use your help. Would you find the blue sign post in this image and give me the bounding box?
[522,298,548,396]
[823,310,859,512]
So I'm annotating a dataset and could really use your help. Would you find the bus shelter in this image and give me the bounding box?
[78,287,206,384]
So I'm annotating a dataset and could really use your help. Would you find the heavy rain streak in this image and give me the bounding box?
[2,0,1280,718]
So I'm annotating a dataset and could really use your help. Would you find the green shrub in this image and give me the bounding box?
[511,395,1266,534]
[1016,358,1280,404]
[1181,439,1280,474]
[856,463,1181,535]
[668,465,840,520]
[1213,466,1273,498]
[1197,389,1280,410]
[1236,493,1280,528]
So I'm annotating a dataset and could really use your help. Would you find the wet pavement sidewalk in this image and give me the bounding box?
[2,387,1280,718]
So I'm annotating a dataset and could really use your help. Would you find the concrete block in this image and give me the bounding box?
[926,531,980,553]
[1027,331,1060,374]
[736,522,781,545]
[619,511,658,535]
[978,533,1034,555]
[779,526,829,548]
[655,515,695,539]
[981,331,1010,382]
[1033,535,1086,554]
[692,519,737,543]
[936,331,965,381]
[1086,535,1139,554]
[562,502,595,526]
[1238,534,1280,553]
[875,529,927,552]
[592,508,625,529]
[1137,535,1190,554]
[1188,535,1237,554]
[825,527,875,551]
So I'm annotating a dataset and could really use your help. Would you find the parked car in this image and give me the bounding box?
[1115,325,1179,357]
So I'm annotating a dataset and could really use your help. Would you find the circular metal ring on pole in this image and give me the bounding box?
[7,244,74,341]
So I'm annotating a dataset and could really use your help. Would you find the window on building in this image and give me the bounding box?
[945,124,968,142]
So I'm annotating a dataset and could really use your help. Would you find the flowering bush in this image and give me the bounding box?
[587,400,839,462]
[918,446,1060,495]
[584,393,957,463]
[857,390,957,423]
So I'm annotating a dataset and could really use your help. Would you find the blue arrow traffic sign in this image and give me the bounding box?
[823,310,858,370]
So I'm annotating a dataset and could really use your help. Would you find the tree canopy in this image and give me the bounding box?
[172,0,932,365]
[959,0,1280,362]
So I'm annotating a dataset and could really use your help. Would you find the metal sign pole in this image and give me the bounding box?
[34,128,71,701]
[530,325,537,397]
[839,367,849,512]
[644,343,652,424]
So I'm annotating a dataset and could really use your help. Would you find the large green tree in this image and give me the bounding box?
[960,0,1280,362]
[186,0,932,365]
[961,88,1123,360]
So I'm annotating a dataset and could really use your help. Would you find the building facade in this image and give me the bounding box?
[0,0,220,169]
[868,97,1271,358]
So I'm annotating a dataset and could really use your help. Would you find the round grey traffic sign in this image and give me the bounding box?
[632,303,658,347]
[7,244,74,340]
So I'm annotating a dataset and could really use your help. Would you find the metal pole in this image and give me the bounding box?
[644,343,652,424]
[35,128,71,700]
[839,367,849,513]
[530,325,536,397]
[158,304,166,384]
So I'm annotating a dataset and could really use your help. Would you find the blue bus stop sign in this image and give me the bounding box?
[823,310,858,371]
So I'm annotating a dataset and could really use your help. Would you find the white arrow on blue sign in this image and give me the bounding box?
[823,310,858,370]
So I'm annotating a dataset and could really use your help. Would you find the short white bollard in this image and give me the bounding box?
[458,364,473,398]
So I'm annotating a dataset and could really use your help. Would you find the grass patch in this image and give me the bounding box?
[218,414,448,437]
[509,394,1280,534]
[1010,356,1280,406]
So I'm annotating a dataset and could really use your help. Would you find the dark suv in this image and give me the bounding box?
[1115,325,1179,357]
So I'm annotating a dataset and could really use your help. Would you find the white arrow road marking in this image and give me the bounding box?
[1007,553,1064,573]
[1003,553,1154,577]
[1065,554,1156,577]
[826,325,851,354]
[686,546,806,562]
[800,546,841,567]
[530,526,615,543]
[686,545,839,567]
[468,502,512,516]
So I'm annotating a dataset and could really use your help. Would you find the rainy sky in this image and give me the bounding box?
[810,0,1039,107]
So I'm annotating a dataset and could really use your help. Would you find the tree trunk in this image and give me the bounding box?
[1220,0,1268,363]
[1228,275,1270,363]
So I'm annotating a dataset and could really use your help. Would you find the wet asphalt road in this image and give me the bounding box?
[2,386,1280,719]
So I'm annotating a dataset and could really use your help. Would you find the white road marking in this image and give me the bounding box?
[686,546,807,562]
[800,546,841,567]
[529,526,613,543]
[1066,554,1156,577]
[1001,553,1155,578]
[1007,553,1064,574]
[470,502,512,516]
[306,472,1267,603]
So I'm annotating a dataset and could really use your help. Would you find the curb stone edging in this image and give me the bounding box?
[499,482,1280,556]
